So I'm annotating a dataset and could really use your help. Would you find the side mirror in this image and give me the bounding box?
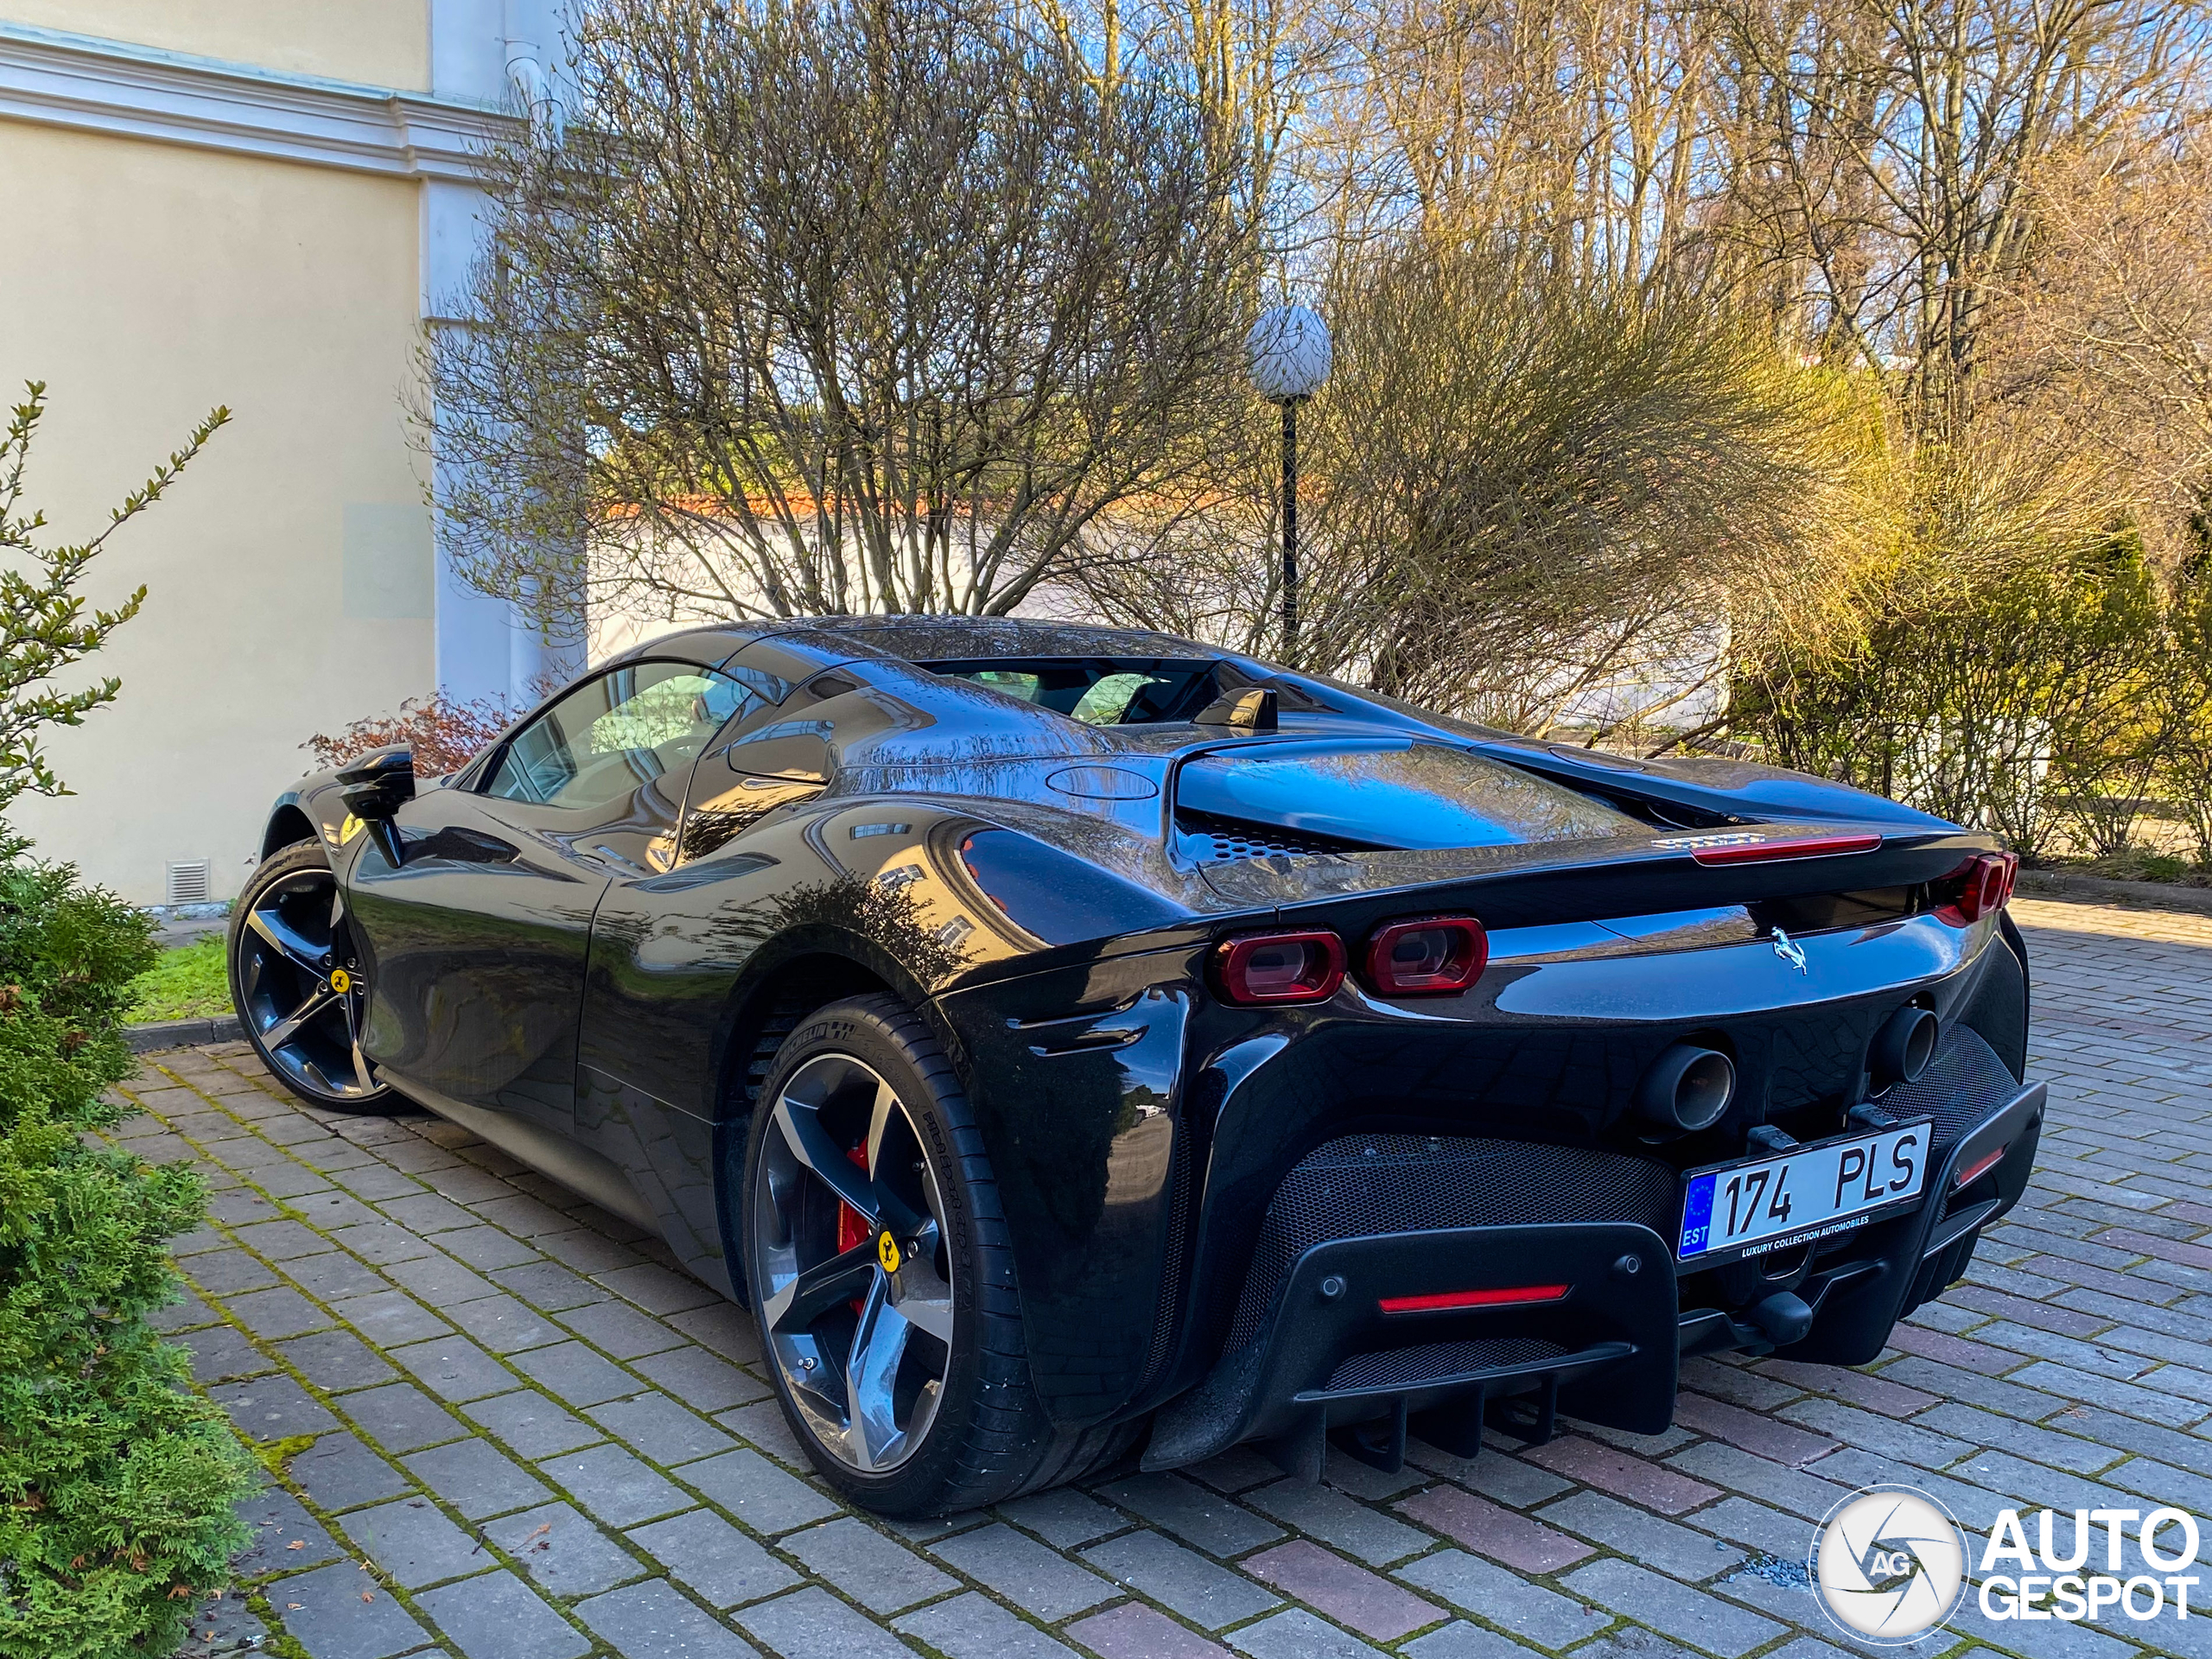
[336,747,415,867]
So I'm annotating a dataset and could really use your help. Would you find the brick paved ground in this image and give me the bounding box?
[134,897,2212,1659]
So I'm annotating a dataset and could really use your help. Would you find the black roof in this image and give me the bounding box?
[607,614,1224,674]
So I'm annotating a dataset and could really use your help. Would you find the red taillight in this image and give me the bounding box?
[1948,852,2018,923]
[1689,833,1883,866]
[1212,930,1347,1005]
[1379,1284,1571,1314]
[1954,1145,2008,1188]
[1365,916,1489,996]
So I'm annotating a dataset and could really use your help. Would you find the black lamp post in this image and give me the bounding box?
[1246,304,1332,662]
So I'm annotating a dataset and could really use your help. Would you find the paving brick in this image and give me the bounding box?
[342,1496,491,1589]
[460,1389,606,1459]
[224,1284,332,1339]
[382,1252,497,1306]
[510,1338,639,1406]
[1560,1557,1785,1658]
[1680,1357,1805,1412]
[440,1224,548,1271]
[382,1192,477,1233]
[403,1437,552,1519]
[489,1499,645,1598]
[543,1441,692,1526]
[327,1161,429,1202]
[629,1506,800,1607]
[1912,1401,2123,1475]
[786,1516,959,1612]
[1244,1538,1441,1640]
[560,1294,689,1357]
[280,1330,398,1392]
[720,1397,810,1466]
[445,1293,566,1354]
[1081,1529,1281,1629]
[417,1567,588,1659]
[896,1591,1082,1658]
[388,1335,517,1402]
[1395,1484,1594,1573]
[489,1257,607,1311]
[339,1382,467,1455]
[1673,1393,1840,1468]
[1523,1436,1720,1515]
[930,1521,1117,1618]
[632,1344,772,1411]
[475,1192,578,1236]
[1401,1622,1550,1659]
[1242,1477,1432,1565]
[184,1323,273,1382]
[211,1374,340,1440]
[293,1432,415,1512]
[284,1250,391,1302]
[1096,1474,1284,1557]
[682,1447,842,1533]
[286,1189,386,1231]
[1405,1443,1573,1508]
[1535,1489,1744,1581]
[601,1260,721,1314]
[666,1300,764,1363]
[999,1487,1125,1549]
[1394,1548,1616,1649]
[268,1559,432,1659]
[578,1579,764,1659]
[329,1289,453,1348]
[737,1586,921,1659]
[1226,1605,1389,1659]
[327,1218,438,1266]
[234,1484,346,1575]
[1065,1602,1231,1659]
[588,1390,737,1463]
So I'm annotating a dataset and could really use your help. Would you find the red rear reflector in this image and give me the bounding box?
[1689,833,1883,866]
[1365,915,1489,996]
[1378,1284,1571,1314]
[1954,1145,2007,1188]
[1212,930,1347,1006]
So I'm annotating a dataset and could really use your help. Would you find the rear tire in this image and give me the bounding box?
[740,994,1136,1515]
[229,841,399,1114]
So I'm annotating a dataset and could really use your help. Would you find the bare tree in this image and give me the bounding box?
[429,0,1256,635]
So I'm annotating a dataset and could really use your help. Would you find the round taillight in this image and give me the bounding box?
[1364,916,1489,996]
[1213,931,1347,1005]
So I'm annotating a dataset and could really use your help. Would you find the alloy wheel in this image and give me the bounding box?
[234,867,381,1102]
[751,1052,957,1473]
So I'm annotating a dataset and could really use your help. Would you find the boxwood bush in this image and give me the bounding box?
[0,856,257,1658]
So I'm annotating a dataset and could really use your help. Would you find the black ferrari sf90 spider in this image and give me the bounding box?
[232,617,2039,1515]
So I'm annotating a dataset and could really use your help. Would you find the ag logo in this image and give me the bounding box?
[1810,1485,1967,1643]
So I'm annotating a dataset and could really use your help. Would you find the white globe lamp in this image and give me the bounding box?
[1245,305,1332,658]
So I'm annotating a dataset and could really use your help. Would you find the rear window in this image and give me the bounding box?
[921,658,1218,725]
[1176,739,1637,850]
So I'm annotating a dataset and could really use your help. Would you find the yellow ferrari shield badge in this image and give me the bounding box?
[876,1232,902,1274]
[329,969,353,993]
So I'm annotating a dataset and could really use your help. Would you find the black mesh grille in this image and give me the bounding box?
[1176,810,1376,862]
[1880,1024,2018,1149]
[1224,1134,1679,1351]
[1328,1337,1567,1390]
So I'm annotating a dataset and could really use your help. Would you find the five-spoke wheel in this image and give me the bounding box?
[749,1051,957,1474]
[229,842,391,1109]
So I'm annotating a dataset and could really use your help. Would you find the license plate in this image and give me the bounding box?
[1677,1120,1931,1262]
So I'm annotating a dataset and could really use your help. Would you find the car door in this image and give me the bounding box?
[348,658,755,1139]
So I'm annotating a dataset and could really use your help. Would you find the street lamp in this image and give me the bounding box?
[1246,304,1332,661]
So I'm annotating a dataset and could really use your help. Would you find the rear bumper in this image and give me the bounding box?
[1142,1076,2044,1475]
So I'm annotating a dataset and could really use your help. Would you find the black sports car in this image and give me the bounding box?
[231,617,2040,1516]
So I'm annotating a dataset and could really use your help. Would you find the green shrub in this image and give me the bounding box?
[0,858,257,1659]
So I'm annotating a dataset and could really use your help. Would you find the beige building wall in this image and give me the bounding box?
[4,0,429,91]
[0,122,434,900]
[0,0,554,901]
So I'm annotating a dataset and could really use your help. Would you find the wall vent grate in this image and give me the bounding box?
[165,861,213,906]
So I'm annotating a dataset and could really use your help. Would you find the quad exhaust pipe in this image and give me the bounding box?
[1637,1044,1735,1132]
[1872,1005,1939,1091]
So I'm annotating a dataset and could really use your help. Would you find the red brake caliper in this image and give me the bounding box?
[837,1145,870,1315]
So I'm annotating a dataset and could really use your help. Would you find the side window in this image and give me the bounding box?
[484,662,759,810]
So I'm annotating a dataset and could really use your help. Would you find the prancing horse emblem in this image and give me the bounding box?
[1772,926,1808,974]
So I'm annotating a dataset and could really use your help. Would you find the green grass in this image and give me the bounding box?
[126,935,231,1024]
